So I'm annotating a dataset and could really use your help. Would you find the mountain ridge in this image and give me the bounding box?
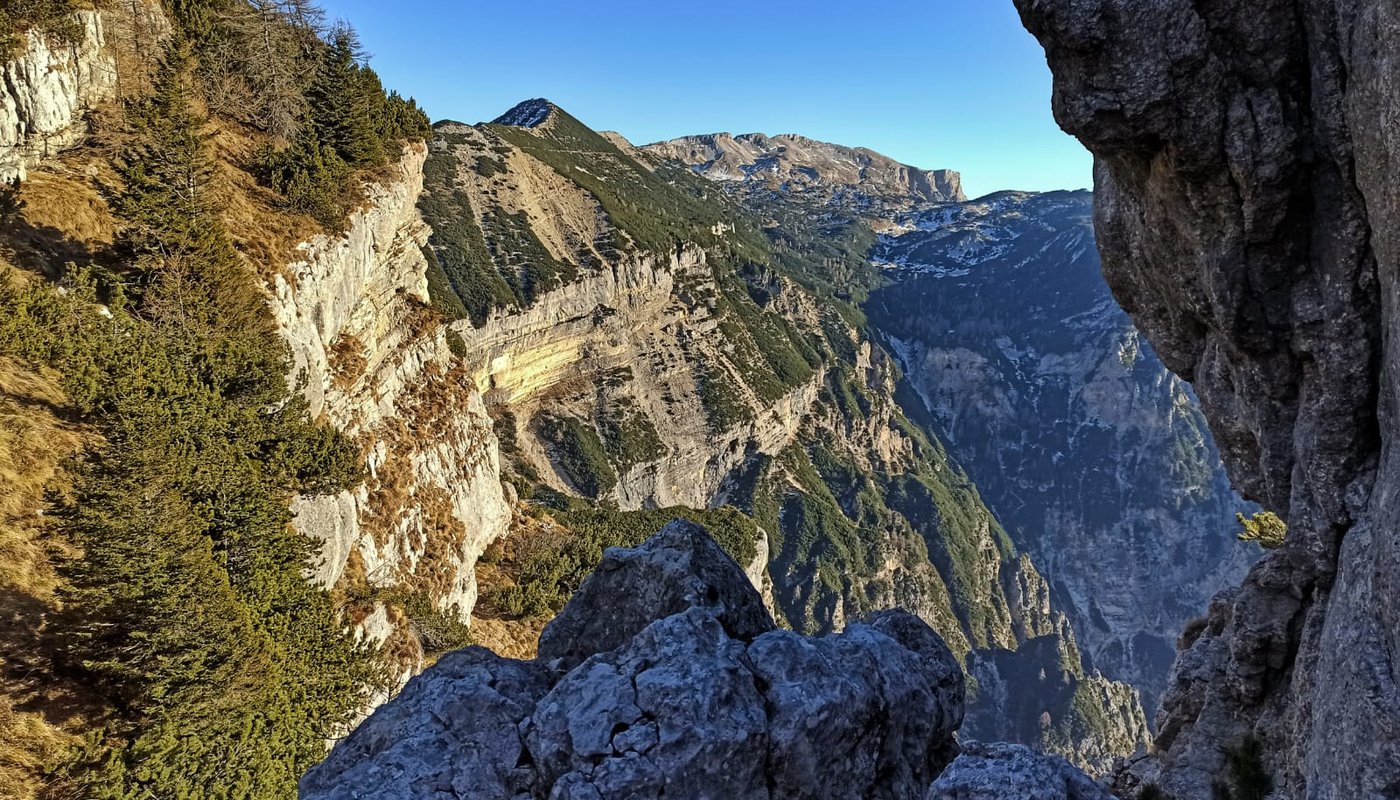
[645,130,965,211]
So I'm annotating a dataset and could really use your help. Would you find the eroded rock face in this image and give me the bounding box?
[301,521,967,800]
[272,146,511,674]
[0,2,169,181]
[1016,1,1400,796]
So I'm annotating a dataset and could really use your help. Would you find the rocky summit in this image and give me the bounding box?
[647,131,964,212]
[302,520,992,800]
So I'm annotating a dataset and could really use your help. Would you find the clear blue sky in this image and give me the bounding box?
[317,0,1091,198]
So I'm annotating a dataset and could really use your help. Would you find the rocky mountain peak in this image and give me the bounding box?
[492,97,558,128]
[643,130,965,209]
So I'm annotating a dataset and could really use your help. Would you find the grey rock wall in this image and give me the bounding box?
[1017,1,1400,796]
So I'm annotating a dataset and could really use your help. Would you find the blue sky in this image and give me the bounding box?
[317,1,1091,198]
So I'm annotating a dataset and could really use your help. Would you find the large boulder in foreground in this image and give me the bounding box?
[300,520,968,799]
[535,518,776,670]
[927,742,1115,800]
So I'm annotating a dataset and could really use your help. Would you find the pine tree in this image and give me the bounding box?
[307,24,384,167]
[112,42,222,270]
[42,38,371,799]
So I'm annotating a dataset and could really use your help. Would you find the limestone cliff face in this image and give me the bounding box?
[1017,1,1400,796]
[272,145,511,646]
[448,241,820,512]
[425,119,824,514]
[0,2,168,182]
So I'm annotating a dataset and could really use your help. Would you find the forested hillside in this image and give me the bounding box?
[0,2,432,797]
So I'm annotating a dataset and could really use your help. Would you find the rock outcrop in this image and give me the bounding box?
[0,2,168,182]
[301,521,968,800]
[928,742,1114,800]
[1016,1,1400,796]
[272,144,511,661]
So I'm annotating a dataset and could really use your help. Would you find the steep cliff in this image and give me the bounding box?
[271,144,511,672]
[652,139,1253,727]
[1016,1,1400,797]
[417,100,1150,770]
[866,190,1255,715]
[0,2,173,178]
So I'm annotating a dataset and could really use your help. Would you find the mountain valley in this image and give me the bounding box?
[0,6,1276,798]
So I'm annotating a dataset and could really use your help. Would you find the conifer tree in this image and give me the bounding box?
[46,39,371,799]
[307,24,384,167]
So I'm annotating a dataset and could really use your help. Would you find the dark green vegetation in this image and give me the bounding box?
[730,364,1012,648]
[419,140,514,324]
[420,127,579,325]
[161,0,429,227]
[483,503,759,619]
[533,403,667,500]
[488,106,757,257]
[0,0,86,56]
[597,398,666,470]
[1213,736,1273,800]
[422,111,830,431]
[537,413,618,499]
[258,25,430,227]
[0,2,432,797]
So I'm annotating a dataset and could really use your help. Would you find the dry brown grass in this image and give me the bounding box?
[328,333,367,391]
[0,357,84,599]
[4,153,118,278]
[207,117,322,276]
[0,696,76,800]
[467,507,570,660]
[0,354,92,799]
[405,484,468,602]
[362,420,415,550]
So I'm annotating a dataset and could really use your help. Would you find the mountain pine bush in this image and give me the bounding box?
[0,24,382,797]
